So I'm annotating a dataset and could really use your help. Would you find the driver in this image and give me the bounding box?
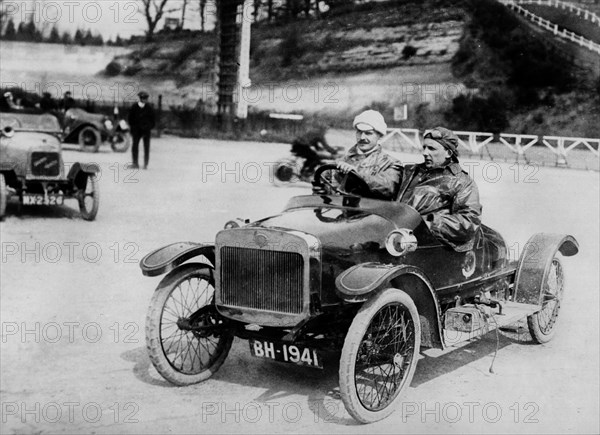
[314,110,399,198]
[395,126,482,252]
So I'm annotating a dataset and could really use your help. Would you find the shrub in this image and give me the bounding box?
[104,61,122,76]
[123,64,143,76]
[402,44,417,59]
[280,26,305,67]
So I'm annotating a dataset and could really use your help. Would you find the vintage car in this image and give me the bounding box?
[0,112,99,220]
[139,164,578,423]
[62,108,131,153]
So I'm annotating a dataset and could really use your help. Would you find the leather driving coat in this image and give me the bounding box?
[338,144,400,198]
[395,162,482,252]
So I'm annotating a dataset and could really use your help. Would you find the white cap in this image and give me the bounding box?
[353,110,387,136]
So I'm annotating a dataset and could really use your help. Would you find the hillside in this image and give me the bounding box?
[104,0,600,137]
[107,1,466,83]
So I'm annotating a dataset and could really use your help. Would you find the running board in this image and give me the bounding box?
[443,301,540,347]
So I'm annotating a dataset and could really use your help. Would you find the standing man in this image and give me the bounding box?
[128,91,156,169]
[331,109,400,199]
[395,126,482,252]
[60,91,76,112]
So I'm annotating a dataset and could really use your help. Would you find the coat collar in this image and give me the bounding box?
[347,143,381,157]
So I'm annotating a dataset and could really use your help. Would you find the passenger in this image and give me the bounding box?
[313,109,399,199]
[395,126,482,252]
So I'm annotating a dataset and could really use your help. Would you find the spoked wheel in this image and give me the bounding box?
[111,132,131,153]
[146,263,233,385]
[340,288,420,423]
[78,174,99,221]
[528,257,564,343]
[78,126,101,153]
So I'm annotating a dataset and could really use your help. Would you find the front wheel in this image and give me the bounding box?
[111,131,131,153]
[146,263,233,385]
[78,174,99,221]
[527,257,564,343]
[339,288,420,423]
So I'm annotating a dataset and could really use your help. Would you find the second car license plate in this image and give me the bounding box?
[22,194,64,206]
[249,339,323,369]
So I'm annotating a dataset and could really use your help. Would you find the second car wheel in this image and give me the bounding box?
[111,132,131,153]
[78,126,101,153]
[0,173,7,219]
[339,288,421,423]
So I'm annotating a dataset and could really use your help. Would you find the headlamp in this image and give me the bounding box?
[385,229,418,257]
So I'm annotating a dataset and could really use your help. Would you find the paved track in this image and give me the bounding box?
[1,136,598,434]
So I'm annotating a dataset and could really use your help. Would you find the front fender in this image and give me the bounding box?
[336,262,444,349]
[139,242,215,277]
[514,233,579,305]
[67,162,100,189]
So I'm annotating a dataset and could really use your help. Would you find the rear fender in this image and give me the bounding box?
[140,242,215,277]
[336,263,444,349]
[514,233,578,305]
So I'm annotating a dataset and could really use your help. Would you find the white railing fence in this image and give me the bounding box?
[506,0,600,25]
[381,128,600,171]
[497,0,600,53]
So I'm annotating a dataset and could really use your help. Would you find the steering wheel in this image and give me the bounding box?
[312,163,373,197]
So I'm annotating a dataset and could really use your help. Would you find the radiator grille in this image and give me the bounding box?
[220,247,304,314]
[31,152,60,177]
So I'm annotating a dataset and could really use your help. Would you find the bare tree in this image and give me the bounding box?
[179,0,189,29]
[199,0,207,32]
[139,0,172,42]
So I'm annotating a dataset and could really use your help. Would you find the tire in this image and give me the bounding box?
[146,263,233,385]
[527,257,564,343]
[0,173,7,219]
[78,126,101,153]
[273,158,301,186]
[111,132,131,153]
[339,288,420,423]
[78,174,99,221]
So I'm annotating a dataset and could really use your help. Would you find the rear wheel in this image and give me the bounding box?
[0,173,7,219]
[78,174,99,221]
[527,257,564,343]
[339,288,420,423]
[273,159,300,185]
[146,263,233,385]
[78,126,101,152]
[111,132,131,153]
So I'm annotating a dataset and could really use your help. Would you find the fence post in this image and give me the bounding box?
[556,138,568,167]
[157,94,162,138]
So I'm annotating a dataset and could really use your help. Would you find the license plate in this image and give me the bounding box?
[23,194,64,206]
[249,339,323,369]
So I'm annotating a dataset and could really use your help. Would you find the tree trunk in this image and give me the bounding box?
[199,0,207,32]
[180,0,188,29]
